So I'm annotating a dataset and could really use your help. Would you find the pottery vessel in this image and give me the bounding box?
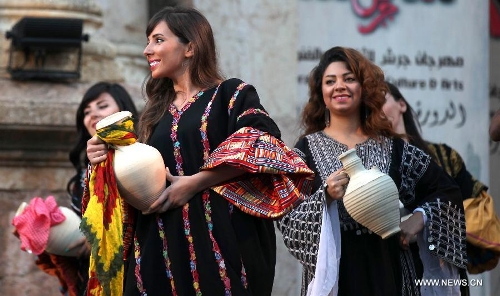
[96,111,166,212]
[338,148,400,239]
[399,200,412,222]
[15,202,85,257]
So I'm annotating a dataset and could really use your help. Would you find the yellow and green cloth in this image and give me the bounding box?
[81,117,136,296]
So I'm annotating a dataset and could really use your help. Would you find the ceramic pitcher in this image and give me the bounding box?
[96,111,166,212]
[338,148,400,239]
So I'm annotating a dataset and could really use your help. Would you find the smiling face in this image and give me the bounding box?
[322,61,362,117]
[83,92,121,136]
[143,21,192,80]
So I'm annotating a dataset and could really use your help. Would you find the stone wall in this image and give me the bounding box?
[0,0,148,295]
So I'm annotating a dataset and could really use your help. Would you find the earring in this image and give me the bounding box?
[325,108,330,127]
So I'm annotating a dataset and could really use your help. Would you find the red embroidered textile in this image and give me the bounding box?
[35,252,81,296]
[201,127,314,218]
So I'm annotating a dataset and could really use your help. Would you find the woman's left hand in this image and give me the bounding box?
[399,212,424,250]
[87,135,108,166]
[143,167,198,214]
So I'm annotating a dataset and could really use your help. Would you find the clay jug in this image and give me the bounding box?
[96,111,166,212]
[15,202,85,257]
[338,148,400,239]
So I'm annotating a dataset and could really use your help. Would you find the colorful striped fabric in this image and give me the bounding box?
[201,127,315,219]
[81,117,136,296]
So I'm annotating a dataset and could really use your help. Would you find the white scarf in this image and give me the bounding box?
[306,199,341,296]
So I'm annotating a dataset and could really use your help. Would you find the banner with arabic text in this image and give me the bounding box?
[298,0,489,183]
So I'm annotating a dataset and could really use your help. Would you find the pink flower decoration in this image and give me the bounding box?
[12,196,66,255]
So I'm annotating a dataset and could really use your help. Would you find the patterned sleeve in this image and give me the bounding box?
[277,138,324,273]
[200,79,314,219]
[394,140,467,269]
[277,185,325,273]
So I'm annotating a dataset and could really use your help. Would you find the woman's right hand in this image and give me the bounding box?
[143,167,198,214]
[399,212,424,250]
[86,135,108,165]
[324,169,350,204]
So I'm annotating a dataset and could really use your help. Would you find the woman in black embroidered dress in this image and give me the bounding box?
[277,46,467,296]
[86,6,313,296]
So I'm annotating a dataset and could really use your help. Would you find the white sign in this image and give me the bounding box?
[298,0,489,182]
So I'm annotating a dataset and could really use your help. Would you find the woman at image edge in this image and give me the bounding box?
[86,6,313,296]
[277,46,467,296]
[31,82,139,296]
[384,80,500,295]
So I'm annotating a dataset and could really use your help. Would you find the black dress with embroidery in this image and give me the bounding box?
[278,132,467,296]
[123,78,290,296]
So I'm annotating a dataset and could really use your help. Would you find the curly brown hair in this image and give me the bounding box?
[300,46,397,139]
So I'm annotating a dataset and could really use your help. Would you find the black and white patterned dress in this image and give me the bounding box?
[278,132,467,296]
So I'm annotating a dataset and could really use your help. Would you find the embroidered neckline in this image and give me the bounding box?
[319,130,374,149]
[171,90,204,113]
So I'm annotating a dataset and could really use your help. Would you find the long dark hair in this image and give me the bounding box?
[385,81,432,156]
[139,6,224,142]
[67,82,139,199]
[301,46,396,139]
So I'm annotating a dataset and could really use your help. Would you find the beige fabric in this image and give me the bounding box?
[463,190,500,273]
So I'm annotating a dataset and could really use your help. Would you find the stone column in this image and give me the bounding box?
[193,1,302,295]
[94,0,149,85]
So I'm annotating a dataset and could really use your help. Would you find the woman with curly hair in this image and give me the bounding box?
[278,46,467,296]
